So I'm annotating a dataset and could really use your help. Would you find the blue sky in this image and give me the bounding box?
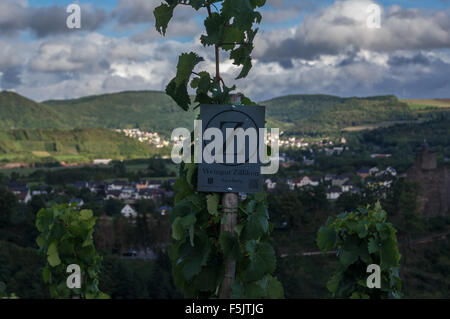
[1,0,450,101]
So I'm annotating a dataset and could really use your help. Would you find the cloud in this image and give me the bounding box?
[256,0,450,62]
[2,0,450,102]
[0,66,22,89]
[113,0,194,26]
[0,0,107,37]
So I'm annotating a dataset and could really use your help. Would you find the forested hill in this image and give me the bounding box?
[0,91,67,129]
[0,90,417,135]
[264,94,415,135]
[43,91,196,134]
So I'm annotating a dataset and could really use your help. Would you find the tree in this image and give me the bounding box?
[0,186,18,228]
[154,0,284,299]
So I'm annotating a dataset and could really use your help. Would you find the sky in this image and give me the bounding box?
[0,0,449,102]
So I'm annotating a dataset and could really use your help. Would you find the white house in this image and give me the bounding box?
[265,179,277,191]
[369,167,380,175]
[386,166,397,176]
[332,175,349,187]
[121,204,137,218]
[93,159,112,165]
[326,187,342,200]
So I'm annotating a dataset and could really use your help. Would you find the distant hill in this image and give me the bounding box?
[264,94,415,135]
[0,91,67,129]
[0,128,157,165]
[43,91,196,135]
[0,90,419,136]
[401,98,450,111]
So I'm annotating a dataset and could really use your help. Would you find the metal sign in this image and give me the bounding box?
[197,104,265,193]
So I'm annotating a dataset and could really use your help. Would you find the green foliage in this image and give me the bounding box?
[35,204,109,299]
[168,164,283,298]
[154,0,263,111]
[317,202,402,299]
[264,94,415,136]
[154,0,283,299]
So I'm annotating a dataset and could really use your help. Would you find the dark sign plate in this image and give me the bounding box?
[197,104,265,193]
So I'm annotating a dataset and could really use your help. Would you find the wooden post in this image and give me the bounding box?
[219,93,242,299]
[219,193,238,299]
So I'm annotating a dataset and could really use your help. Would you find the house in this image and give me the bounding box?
[326,187,342,200]
[357,168,370,180]
[148,180,162,189]
[93,159,112,165]
[288,176,320,189]
[369,167,380,175]
[121,204,137,218]
[104,190,120,200]
[73,181,89,190]
[138,189,154,200]
[89,181,106,194]
[386,166,397,176]
[120,187,138,200]
[136,180,149,191]
[31,185,48,196]
[265,179,277,191]
[332,175,349,187]
[324,174,337,182]
[108,180,129,191]
[333,147,344,155]
[342,180,355,192]
[8,182,31,203]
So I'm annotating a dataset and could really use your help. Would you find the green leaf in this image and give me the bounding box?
[339,249,358,268]
[47,241,61,267]
[326,273,340,293]
[219,231,240,260]
[36,234,46,249]
[250,0,266,7]
[245,241,276,282]
[154,3,176,36]
[229,29,258,79]
[176,52,204,87]
[172,214,196,241]
[222,0,257,30]
[80,209,93,221]
[368,237,379,254]
[206,194,220,216]
[185,163,196,187]
[200,13,224,46]
[266,275,284,299]
[42,266,52,283]
[166,77,191,111]
[380,235,401,268]
[189,0,206,10]
[317,222,336,252]
[222,26,245,50]
[242,203,269,240]
[234,224,244,237]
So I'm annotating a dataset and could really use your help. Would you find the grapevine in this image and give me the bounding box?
[317,202,402,299]
[154,0,284,298]
[36,204,109,299]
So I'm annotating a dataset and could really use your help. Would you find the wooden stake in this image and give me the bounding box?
[219,193,238,299]
[219,93,241,299]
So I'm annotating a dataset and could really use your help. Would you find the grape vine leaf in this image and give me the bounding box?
[154,3,176,36]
